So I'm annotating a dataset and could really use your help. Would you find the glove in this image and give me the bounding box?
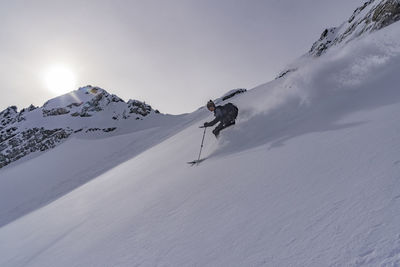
[203,122,210,127]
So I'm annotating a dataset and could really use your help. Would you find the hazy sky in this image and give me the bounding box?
[0,0,364,114]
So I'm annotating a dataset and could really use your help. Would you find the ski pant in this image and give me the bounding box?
[213,120,235,137]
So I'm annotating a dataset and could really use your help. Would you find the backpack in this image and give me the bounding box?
[223,103,238,120]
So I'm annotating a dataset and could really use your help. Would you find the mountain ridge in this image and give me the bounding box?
[1,1,400,266]
[1,20,400,265]
[0,85,162,168]
[309,0,400,56]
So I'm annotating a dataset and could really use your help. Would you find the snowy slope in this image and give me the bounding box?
[0,85,196,228]
[0,86,245,228]
[0,120,184,227]
[1,3,400,267]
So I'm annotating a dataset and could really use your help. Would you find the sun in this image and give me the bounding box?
[44,65,77,95]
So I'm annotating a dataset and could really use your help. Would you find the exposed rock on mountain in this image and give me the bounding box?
[0,127,72,168]
[222,89,247,101]
[0,106,19,130]
[127,100,154,117]
[276,0,400,80]
[0,85,162,169]
[309,0,400,56]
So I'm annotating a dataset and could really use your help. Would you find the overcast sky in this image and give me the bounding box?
[0,0,364,114]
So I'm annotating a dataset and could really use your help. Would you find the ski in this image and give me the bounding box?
[187,158,206,166]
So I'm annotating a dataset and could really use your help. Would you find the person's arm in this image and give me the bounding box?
[204,117,219,127]
[204,108,222,127]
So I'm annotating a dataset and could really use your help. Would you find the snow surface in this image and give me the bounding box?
[1,18,400,267]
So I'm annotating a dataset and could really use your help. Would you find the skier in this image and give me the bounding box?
[202,100,238,138]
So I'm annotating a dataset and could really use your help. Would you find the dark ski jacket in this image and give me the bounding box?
[205,103,238,127]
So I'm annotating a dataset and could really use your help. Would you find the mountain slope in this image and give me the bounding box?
[1,1,400,266]
[0,87,246,228]
[0,85,198,228]
[1,16,400,266]
[309,0,400,56]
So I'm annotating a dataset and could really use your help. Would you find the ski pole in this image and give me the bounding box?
[197,126,207,162]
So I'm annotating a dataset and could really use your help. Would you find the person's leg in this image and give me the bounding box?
[212,123,224,137]
[225,120,235,127]
[212,120,235,137]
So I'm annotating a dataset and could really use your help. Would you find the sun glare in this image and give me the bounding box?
[44,65,77,95]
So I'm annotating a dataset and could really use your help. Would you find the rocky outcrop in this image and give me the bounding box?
[276,69,297,80]
[222,89,247,101]
[309,27,338,57]
[78,90,124,117]
[127,100,153,117]
[85,127,117,133]
[0,106,18,130]
[0,127,72,168]
[278,0,400,80]
[43,107,70,117]
[309,0,400,57]
[372,0,400,28]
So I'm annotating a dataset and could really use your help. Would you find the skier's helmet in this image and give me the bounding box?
[207,100,215,110]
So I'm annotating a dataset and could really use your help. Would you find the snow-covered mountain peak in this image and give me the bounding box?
[41,85,126,117]
[0,86,166,169]
[43,86,102,109]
